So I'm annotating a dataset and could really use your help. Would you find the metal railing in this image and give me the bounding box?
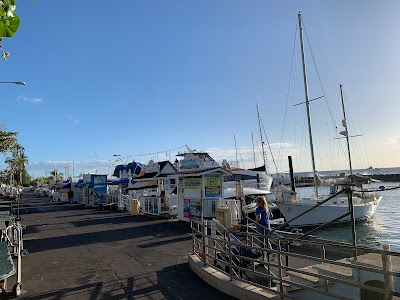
[190,219,400,300]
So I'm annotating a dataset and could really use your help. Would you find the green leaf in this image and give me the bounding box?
[0,12,19,37]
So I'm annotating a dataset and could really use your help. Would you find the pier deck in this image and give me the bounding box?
[16,192,233,300]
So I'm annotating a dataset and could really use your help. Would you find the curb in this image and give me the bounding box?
[188,254,279,300]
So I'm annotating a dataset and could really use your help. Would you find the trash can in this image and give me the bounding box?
[130,200,140,215]
[216,207,232,229]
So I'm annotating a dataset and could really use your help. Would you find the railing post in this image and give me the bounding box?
[202,221,207,266]
[251,234,256,272]
[190,221,194,254]
[277,239,284,299]
[346,187,357,260]
[320,245,328,291]
[285,242,289,277]
[382,244,394,300]
[320,245,326,261]
[227,232,233,280]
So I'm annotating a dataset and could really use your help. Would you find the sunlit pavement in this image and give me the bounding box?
[17,192,232,300]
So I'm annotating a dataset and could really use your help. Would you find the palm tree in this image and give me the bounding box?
[50,169,63,182]
[5,143,28,186]
[0,170,7,184]
[0,124,17,154]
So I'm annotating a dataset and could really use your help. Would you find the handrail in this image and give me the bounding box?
[191,219,395,254]
[245,215,286,239]
[190,219,400,299]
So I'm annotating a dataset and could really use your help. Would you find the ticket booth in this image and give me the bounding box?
[177,167,231,222]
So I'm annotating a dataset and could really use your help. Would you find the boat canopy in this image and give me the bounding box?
[62,182,71,189]
[112,164,128,177]
[108,178,137,185]
[126,162,144,176]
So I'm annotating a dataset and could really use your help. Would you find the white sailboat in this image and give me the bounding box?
[275,13,382,227]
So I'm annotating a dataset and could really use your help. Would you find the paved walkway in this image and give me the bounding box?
[16,192,233,300]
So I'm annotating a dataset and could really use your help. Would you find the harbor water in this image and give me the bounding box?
[294,181,400,251]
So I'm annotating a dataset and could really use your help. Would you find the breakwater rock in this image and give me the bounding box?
[371,174,400,182]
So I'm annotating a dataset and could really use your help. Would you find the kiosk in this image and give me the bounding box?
[174,151,231,222]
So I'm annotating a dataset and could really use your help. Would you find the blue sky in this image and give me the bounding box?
[1,0,400,178]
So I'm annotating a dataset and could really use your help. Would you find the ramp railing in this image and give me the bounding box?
[190,219,400,300]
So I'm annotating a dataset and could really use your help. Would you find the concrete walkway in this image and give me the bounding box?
[16,192,233,300]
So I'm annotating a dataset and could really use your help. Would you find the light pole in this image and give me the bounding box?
[0,81,26,85]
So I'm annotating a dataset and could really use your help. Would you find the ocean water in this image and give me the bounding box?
[295,181,400,251]
[294,166,400,177]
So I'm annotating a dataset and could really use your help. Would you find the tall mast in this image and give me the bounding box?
[256,104,268,175]
[298,12,318,197]
[251,131,257,168]
[234,134,239,168]
[339,84,353,179]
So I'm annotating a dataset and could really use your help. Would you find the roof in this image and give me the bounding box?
[176,167,231,177]
[138,172,158,179]
[158,160,177,172]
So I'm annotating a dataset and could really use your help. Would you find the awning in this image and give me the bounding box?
[74,180,84,187]
[124,179,158,190]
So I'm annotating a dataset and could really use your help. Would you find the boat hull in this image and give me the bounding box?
[277,196,382,227]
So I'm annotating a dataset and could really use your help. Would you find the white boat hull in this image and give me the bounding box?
[277,196,382,227]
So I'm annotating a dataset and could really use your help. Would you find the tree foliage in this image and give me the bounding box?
[0,124,17,153]
[0,0,20,37]
[4,142,30,186]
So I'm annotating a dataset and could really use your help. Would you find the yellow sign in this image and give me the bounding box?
[205,176,220,187]
[184,178,201,189]
[205,175,221,197]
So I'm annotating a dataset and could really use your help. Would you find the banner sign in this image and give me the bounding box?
[204,175,221,198]
[93,175,107,205]
[183,178,201,189]
[180,153,200,170]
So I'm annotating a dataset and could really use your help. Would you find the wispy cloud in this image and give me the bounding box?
[26,160,116,178]
[17,95,44,104]
[388,136,400,145]
[206,143,298,171]
[67,114,79,124]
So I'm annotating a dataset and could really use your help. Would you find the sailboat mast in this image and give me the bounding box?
[234,134,239,168]
[340,84,353,179]
[251,131,257,168]
[298,12,318,197]
[256,104,268,175]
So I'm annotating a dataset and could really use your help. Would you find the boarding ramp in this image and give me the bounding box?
[189,219,400,300]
